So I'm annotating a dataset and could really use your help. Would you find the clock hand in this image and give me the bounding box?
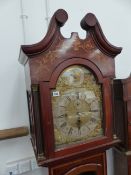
[76,112,81,132]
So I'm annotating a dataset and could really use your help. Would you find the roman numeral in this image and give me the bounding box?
[91,109,99,112]
[90,117,97,122]
[60,105,66,108]
[60,122,67,128]
[68,127,73,135]
[57,114,66,118]
[76,92,79,99]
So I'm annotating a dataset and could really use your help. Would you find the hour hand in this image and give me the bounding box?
[76,113,81,130]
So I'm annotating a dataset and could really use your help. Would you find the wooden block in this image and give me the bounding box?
[0,126,29,140]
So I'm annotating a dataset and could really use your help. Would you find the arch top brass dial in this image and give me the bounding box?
[51,65,103,149]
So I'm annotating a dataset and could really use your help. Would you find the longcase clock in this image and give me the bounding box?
[19,9,122,175]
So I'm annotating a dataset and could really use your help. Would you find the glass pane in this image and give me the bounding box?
[51,65,103,149]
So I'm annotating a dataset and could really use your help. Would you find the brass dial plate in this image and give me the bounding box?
[51,65,103,149]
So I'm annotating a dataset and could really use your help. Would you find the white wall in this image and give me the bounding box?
[0,0,131,175]
[48,0,131,79]
[0,0,47,174]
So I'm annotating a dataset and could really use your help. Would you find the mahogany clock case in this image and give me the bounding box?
[113,76,131,175]
[114,148,131,175]
[49,153,106,175]
[19,8,122,171]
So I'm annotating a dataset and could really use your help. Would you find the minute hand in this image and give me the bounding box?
[76,112,81,130]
